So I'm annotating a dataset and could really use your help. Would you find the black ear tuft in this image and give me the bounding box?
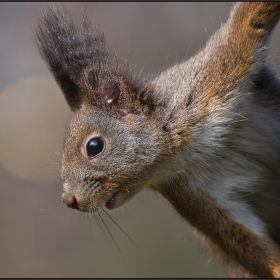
[35,5,153,117]
[35,5,111,111]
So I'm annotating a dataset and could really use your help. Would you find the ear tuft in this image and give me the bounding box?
[35,5,111,111]
[35,5,154,118]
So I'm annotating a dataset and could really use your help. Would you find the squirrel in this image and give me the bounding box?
[35,2,280,278]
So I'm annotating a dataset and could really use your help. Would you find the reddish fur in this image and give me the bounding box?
[156,181,280,278]
[202,2,280,113]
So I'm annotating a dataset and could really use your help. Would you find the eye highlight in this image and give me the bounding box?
[86,137,105,159]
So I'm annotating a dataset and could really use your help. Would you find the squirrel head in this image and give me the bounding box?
[35,6,170,212]
[35,3,280,213]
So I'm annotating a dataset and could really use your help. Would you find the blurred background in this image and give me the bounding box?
[1,2,280,277]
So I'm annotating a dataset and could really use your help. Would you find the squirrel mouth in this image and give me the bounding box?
[105,190,129,210]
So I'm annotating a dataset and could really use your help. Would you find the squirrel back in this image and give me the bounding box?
[36,2,280,277]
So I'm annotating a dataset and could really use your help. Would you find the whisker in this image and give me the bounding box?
[30,163,61,172]
[48,168,61,174]
[34,144,61,157]
[137,194,145,206]
[37,200,62,211]
[98,212,124,259]
[102,209,139,250]
[94,213,109,240]
[82,212,86,235]
[86,214,95,243]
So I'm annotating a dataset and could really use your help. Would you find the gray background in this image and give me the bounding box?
[1,2,280,277]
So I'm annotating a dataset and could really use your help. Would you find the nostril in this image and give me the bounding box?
[62,194,78,209]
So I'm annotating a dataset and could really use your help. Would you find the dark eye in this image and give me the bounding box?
[86,138,105,159]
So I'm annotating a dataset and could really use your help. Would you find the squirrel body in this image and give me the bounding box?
[36,2,280,277]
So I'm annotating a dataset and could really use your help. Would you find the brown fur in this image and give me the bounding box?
[35,2,280,277]
[156,181,280,278]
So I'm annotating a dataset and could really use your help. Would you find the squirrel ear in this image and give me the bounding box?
[35,6,87,111]
[35,5,145,116]
[82,63,144,117]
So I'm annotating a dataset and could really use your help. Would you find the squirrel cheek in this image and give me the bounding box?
[105,190,131,210]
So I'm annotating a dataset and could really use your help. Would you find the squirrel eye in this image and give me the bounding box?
[86,138,105,159]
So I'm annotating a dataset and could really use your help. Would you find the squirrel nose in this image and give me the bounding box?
[62,193,79,209]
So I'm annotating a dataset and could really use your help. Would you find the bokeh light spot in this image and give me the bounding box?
[0,76,71,182]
